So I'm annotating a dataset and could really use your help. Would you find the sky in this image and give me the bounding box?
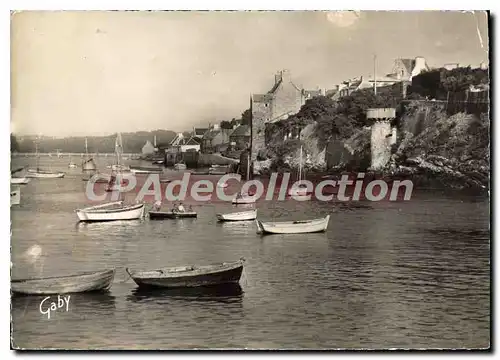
[11,11,489,137]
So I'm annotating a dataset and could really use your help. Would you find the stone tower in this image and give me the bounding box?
[250,94,272,162]
[367,108,396,170]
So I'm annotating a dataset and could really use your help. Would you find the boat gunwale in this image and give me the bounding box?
[78,203,144,214]
[127,260,244,279]
[11,269,115,283]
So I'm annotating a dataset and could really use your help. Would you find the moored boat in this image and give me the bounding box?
[26,169,65,178]
[126,258,245,289]
[216,209,257,222]
[130,166,163,174]
[232,192,256,204]
[149,210,197,219]
[288,184,309,197]
[76,201,145,222]
[256,215,330,234]
[11,269,115,295]
[10,177,30,185]
[174,162,187,171]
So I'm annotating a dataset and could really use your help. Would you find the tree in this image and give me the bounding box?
[220,120,233,129]
[241,108,251,125]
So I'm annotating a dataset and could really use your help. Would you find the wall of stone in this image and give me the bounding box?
[370,121,392,170]
[271,74,304,121]
[251,100,272,162]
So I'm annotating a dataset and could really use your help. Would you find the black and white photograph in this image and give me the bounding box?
[9,9,490,350]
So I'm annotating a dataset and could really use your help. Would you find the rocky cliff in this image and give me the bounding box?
[255,102,489,193]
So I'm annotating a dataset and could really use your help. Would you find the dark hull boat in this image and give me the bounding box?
[126,259,244,289]
[11,269,115,296]
[149,211,197,219]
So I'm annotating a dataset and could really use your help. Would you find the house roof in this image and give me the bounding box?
[193,128,208,137]
[230,125,250,137]
[185,137,201,145]
[170,133,185,146]
[303,90,322,98]
[202,129,221,140]
[399,59,416,74]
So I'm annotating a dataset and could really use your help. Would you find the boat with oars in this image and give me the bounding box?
[256,215,330,234]
[11,269,115,296]
[26,140,65,178]
[216,209,257,222]
[76,200,145,222]
[126,258,245,289]
[149,202,197,219]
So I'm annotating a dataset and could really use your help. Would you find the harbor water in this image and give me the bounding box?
[10,157,490,349]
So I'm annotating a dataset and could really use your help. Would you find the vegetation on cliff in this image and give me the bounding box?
[259,66,489,191]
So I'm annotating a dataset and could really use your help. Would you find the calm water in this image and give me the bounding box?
[10,157,490,349]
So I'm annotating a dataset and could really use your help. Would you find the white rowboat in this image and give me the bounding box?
[26,170,65,178]
[256,215,330,234]
[11,269,115,295]
[217,209,257,222]
[11,177,30,185]
[76,201,145,222]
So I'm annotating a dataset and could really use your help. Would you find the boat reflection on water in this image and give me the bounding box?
[74,219,144,232]
[127,283,244,304]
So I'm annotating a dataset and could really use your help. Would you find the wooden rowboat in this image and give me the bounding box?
[11,269,115,295]
[256,215,330,234]
[76,201,145,222]
[126,258,244,289]
[149,211,197,219]
[26,169,65,178]
[216,209,257,222]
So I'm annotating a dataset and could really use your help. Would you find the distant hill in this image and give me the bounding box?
[14,130,178,153]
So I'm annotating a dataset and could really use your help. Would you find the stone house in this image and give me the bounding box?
[201,124,232,153]
[229,124,250,150]
[250,69,321,162]
[389,56,429,82]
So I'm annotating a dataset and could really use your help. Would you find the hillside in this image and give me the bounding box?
[13,130,177,154]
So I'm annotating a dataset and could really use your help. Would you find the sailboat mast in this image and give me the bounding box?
[246,151,250,181]
[85,138,88,155]
[299,145,303,182]
[35,140,39,170]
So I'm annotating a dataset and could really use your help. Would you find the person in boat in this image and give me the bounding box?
[177,202,186,213]
[188,205,193,212]
[153,200,162,211]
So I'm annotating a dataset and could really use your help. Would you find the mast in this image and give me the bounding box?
[299,145,303,182]
[85,138,88,156]
[373,54,377,96]
[35,140,39,170]
[246,151,250,181]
